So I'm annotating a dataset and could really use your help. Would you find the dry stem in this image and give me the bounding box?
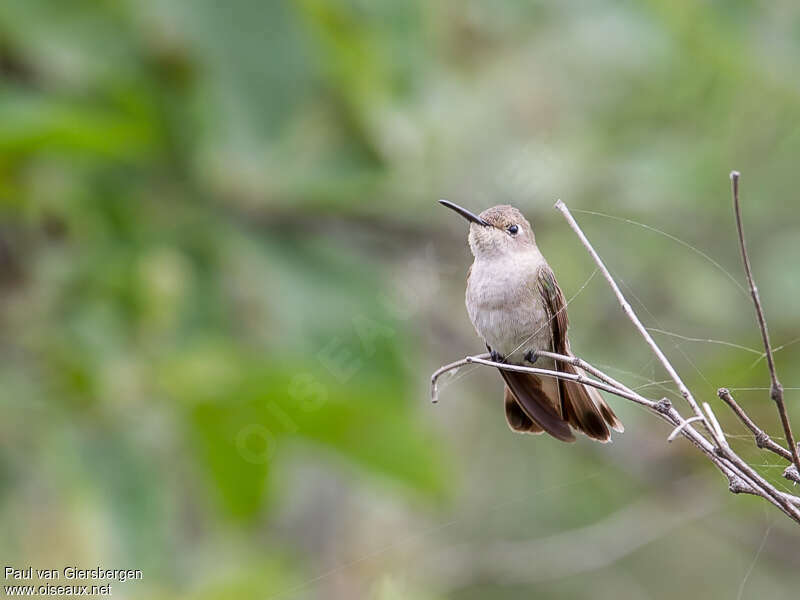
[730,171,800,473]
[554,200,709,428]
[431,350,800,522]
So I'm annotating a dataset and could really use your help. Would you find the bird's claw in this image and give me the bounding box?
[524,350,538,364]
[490,350,506,363]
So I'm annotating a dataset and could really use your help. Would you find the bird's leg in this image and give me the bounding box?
[524,350,538,364]
[486,345,506,364]
[491,350,506,363]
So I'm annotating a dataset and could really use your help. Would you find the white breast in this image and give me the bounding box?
[466,251,553,363]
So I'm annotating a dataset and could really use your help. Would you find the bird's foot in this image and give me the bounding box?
[524,350,538,364]
[490,350,506,364]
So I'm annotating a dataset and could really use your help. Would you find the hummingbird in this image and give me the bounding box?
[439,200,623,442]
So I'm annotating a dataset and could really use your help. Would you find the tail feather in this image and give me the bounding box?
[504,385,544,434]
[591,385,624,433]
[558,362,623,442]
[499,369,575,442]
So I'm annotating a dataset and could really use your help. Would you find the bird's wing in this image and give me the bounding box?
[536,265,569,355]
[536,265,570,419]
[537,265,620,441]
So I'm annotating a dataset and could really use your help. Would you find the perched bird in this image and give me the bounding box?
[440,200,623,442]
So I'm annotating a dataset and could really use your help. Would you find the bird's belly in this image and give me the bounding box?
[467,265,552,363]
[472,304,552,363]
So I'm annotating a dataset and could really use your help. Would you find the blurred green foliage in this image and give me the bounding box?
[0,0,449,594]
[2,1,800,599]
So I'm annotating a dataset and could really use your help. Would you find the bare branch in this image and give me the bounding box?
[433,349,800,519]
[717,388,800,485]
[550,199,800,518]
[534,349,641,399]
[667,416,704,443]
[703,402,728,450]
[717,387,792,462]
[637,397,800,519]
[433,350,800,522]
[730,170,800,473]
[464,355,652,407]
[430,353,489,404]
[554,200,710,430]
[715,444,800,519]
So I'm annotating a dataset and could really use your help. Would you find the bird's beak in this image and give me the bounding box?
[438,200,489,226]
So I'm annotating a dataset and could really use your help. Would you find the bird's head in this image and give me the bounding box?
[439,201,535,259]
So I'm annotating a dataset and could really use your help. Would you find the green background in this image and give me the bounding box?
[2,1,800,598]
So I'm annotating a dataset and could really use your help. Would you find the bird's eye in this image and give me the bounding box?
[508,224,519,235]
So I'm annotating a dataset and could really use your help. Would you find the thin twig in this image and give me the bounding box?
[535,349,641,399]
[465,355,651,407]
[667,416,704,442]
[717,388,800,485]
[656,404,800,518]
[716,445,800,519]
[703,402,729,450]
[430,353,489,403]
[730,170,800,473]
[554,200,710,429]
[717,388,792,462]
[432,351,800,522]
